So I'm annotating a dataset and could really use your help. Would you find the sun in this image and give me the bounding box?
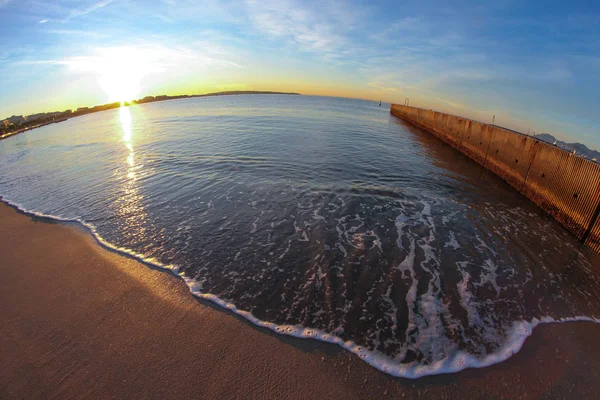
[98,69,141,104]
[93,48,146,104]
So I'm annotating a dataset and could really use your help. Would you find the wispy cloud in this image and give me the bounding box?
[46,29,108,38]
[244,0,358,57]
[159,0,245,25]
[367,81,398,92]
[64,0,119,22]
[369,17,428,43]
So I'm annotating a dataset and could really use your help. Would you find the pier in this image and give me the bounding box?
[391,104,600,252]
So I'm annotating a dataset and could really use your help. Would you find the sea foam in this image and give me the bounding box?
[3,195,599,379]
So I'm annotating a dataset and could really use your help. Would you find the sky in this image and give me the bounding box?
[0,0,599,148]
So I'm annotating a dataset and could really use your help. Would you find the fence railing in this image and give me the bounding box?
[390,104,600,252]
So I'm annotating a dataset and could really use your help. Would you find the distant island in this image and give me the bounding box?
[0,91,300,140]
[534,133,600,163]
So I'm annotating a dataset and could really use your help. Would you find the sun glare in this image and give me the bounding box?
[99,71,141,104]
[93,48,148,103]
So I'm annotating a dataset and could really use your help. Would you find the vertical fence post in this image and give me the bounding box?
[582,199,600,244]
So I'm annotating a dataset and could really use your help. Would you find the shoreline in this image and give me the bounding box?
[0,118,68,140]
[4,195,600,380]
[2,201,600,398]
[0,91,301,141]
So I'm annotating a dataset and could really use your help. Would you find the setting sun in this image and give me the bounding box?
[61,46,161,104]
[95,49,145,103]
[99,70,141,104]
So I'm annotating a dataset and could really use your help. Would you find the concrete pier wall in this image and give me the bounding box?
[390,104,600,251]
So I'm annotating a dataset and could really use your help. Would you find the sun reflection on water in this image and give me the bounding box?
[120,106,136,178]
[115,105,148,242]
[120,105,133,142]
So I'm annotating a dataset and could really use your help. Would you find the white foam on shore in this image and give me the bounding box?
[3,195,600,379]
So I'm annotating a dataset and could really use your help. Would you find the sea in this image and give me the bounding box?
[1,94,599,378]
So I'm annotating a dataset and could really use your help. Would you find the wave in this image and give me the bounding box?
[2,194,599,379]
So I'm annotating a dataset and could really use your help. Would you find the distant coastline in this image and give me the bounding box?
[0,91,301,140]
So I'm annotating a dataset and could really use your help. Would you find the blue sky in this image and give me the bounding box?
[0,0,599,148]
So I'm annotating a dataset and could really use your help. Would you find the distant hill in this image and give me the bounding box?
[534,133,600,163]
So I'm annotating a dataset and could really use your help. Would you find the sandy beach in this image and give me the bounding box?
[1,201,600,399]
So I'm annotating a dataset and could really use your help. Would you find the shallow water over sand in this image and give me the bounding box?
[1,95,599,377]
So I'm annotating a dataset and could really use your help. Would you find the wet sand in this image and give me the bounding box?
[1,202,600,399]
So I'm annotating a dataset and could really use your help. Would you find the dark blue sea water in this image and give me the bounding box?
[1,95,599,377]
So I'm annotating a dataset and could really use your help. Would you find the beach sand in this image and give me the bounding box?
[1,202,600,399]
